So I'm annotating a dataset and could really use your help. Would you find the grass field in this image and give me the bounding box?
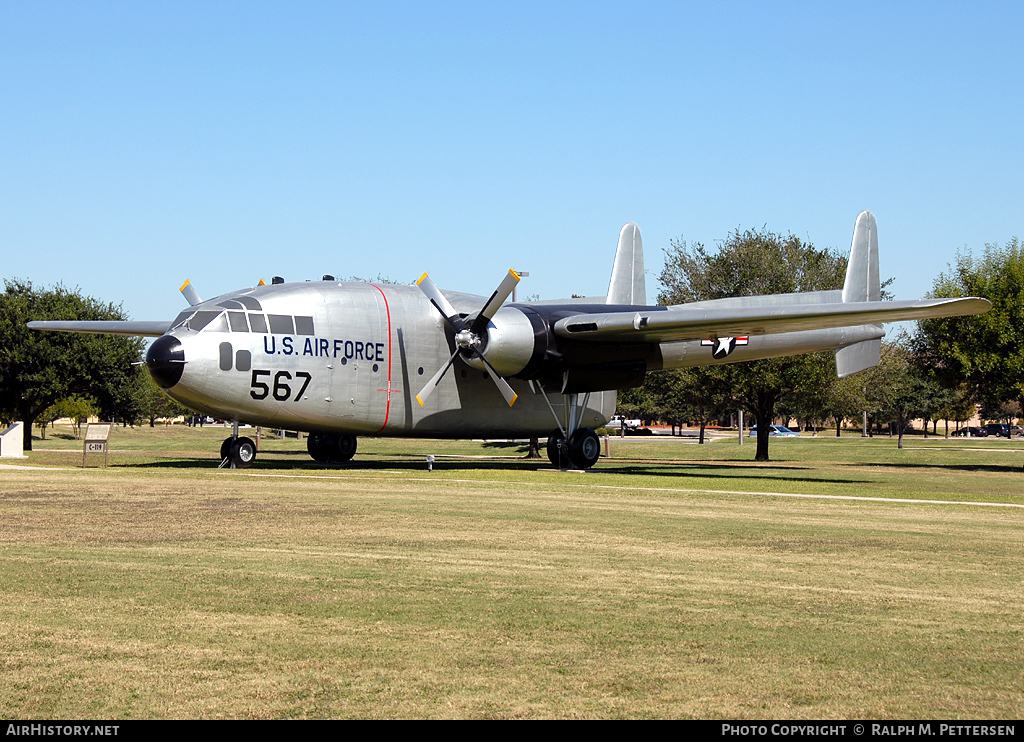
[2,424,1023,718]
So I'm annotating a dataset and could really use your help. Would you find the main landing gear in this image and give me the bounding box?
[220,421,256,469]
[306,432,357,464]
[536,386,601,470]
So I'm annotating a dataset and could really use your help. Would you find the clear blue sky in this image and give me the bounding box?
[2,1,1021,322]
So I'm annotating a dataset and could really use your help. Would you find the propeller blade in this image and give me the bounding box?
[180,279,201,306]
[416,273,468,332]
[470,269,520,335]
[474,350,519,407]
[416,348,461,407]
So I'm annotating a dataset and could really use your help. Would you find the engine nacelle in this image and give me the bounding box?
[461,306,540,377]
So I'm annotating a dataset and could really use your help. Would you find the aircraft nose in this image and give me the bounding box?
[146,334,185,388]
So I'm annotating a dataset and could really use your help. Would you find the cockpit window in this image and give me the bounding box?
[227,312,249,332]
[268,314,294,334]
[188,311,224,332]
[249,314,268,333]
[172,309,223,332]
[205,312,229,333]
[171,310,193,330]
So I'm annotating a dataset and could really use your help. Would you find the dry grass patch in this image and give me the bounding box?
[2,438,1024,718]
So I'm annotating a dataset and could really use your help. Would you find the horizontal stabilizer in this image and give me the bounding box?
[836,338,881,377]
[553,297,991,343]
[28,320,171,337]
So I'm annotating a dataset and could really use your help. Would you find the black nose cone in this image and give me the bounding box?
[146,335,185,388]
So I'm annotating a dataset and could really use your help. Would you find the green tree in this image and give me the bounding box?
[135,370,193,427]
[863,339,934,449]
[664,366,733,443]
[659,229,847,460]
[0,280,145,450]
[820,373,868,437]
[916,239,1024,414]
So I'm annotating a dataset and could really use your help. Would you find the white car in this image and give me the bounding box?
[748,425,801,437]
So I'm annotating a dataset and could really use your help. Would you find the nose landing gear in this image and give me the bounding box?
[219,421,256,469]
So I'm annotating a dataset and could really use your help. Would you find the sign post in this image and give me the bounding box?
[83,423,112,468]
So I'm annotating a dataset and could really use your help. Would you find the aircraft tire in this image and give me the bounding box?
[334,434,357,462]
[220,436,234,462]
[307,433,330,463]
[546,430,568,468]
[230,437,257,469]
[567,428,600,470]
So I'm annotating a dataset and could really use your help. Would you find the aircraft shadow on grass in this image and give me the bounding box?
[117,456,873,485]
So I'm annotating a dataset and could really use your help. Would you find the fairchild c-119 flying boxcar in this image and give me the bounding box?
[29,212,989,469]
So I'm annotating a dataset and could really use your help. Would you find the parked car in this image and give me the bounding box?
[748,425,801,437]
[951,427,988,437]
[982,423,1023,438]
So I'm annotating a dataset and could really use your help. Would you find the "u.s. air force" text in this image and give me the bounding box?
[263,336,385,361]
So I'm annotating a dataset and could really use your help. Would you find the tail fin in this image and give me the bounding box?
[607,223,646,305]
[842,211,879,303]
[836,210,882,377]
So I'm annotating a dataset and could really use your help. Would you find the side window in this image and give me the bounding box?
[269,315,294,334]
[219,342,233,371]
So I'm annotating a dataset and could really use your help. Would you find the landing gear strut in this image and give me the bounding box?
[220,421,256,469]
[538,387,601,470]
[307,432,358,464]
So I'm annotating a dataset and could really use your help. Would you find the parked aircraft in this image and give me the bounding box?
[29,212,989,469]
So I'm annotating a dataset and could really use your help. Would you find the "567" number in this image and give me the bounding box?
[250,370,312,401]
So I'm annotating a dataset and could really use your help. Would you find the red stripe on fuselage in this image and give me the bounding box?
[370,284,393,432]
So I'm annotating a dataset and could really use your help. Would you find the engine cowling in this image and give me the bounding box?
[461,306,540,377]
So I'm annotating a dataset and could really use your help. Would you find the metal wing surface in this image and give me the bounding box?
[553,297,990,342]
[27,321,171,337]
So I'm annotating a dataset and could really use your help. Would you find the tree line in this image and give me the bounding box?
[0,280,194,450]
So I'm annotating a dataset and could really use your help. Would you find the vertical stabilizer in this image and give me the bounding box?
[836,210,882,377]
[607,222,646,305]
[842,211,879,303]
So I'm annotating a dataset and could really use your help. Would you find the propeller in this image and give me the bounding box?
[180,279,201,306]
[416,269,521,407]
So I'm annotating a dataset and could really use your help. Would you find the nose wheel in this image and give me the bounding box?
[220,434,256,469]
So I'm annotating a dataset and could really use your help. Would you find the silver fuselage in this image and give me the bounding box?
[154,281,880,437]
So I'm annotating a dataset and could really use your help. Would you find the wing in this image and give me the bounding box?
[27,321,171,337]
[552,297,990,342]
